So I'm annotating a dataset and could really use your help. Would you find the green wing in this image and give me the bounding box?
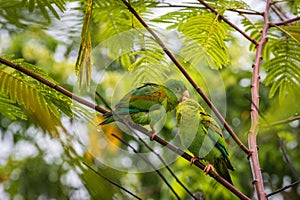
[116,83,169,113]
[100,83,173,125]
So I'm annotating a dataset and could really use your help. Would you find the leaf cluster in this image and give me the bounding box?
[0,56,73,136]
[0,0,66,30]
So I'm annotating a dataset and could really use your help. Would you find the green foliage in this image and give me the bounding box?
[0,0,66,30]
[124,35,169,83]
[75,0,93,89]
[242,17,264,50]
[4,155,70,199]
[179,13,231,69]
[283,24,300,42]
[0,94,27,120]
[286,0,300,14]
[154,8,231,69]
[0,57,73,136]
[264,38,300,104]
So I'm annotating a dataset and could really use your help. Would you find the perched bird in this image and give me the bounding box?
[176,99,234,184]
[99,79,189,139]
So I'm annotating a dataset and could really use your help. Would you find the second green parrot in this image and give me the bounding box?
[176,98,234,184]
[100,79,189,139]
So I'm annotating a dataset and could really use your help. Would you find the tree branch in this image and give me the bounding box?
[267,180,300,197]
[120,0,250,155]
[227,9,264,16]
[0,56,250,199]
[247,1,271,199]
[275,133,300,180]
[197,0,258,45]
[155,4,263,16]
[0,57,108,114]
[270,16,300,26]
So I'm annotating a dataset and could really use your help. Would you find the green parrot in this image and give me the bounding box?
[99,79,189,139]
[176,98,234,184]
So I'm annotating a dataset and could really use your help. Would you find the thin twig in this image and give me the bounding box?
[267,180,300,197]
[95,91,112,110]
[197,0,258,45]
[270,5,286,22]
[82,162,142,200]
[270,16,300,26]
[247,0,271,199]
[0,57,249,199]
[111,134,182,200]
[120,0,250,155]
[227,9,264,16]
[155,4,203,9]
[155,4,263,15]
[275,134,300,180]
[262,115,300,127]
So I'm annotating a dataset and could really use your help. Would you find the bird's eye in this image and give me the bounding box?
[175,87,181,92]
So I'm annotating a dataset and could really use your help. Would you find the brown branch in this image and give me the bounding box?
[0,57,108,114]
[155,4,263,15]
[267,180,300,197]
[0,56,249,199]
[247,1,271,199]
[120,0,250,155]
[270,5,286,22]
[227,9,264,16]
[270,16,300,26]
[197,0,258,45]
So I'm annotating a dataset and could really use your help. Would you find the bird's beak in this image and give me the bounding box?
[180,90,190,102]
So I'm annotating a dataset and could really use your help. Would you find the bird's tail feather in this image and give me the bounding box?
[214,158,233,185]
[98,112,114,125]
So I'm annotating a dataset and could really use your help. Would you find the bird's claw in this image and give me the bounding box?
[149,125,156,141]
[204,164,215,174]
[150,131,156,141]
[190,156,199,166]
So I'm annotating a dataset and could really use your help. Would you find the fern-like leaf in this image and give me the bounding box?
[27,0,66,21]
[0,70,62,136]
[75,0,93,89]
[283,24,300,43]
[286,0,300,14]
[178,13,231,69]
[0,57,75,136]
[123,35,169,84]
[0,94,27,120]
[264,38,300,104]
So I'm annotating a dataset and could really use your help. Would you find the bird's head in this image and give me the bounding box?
[164,79,190,102]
